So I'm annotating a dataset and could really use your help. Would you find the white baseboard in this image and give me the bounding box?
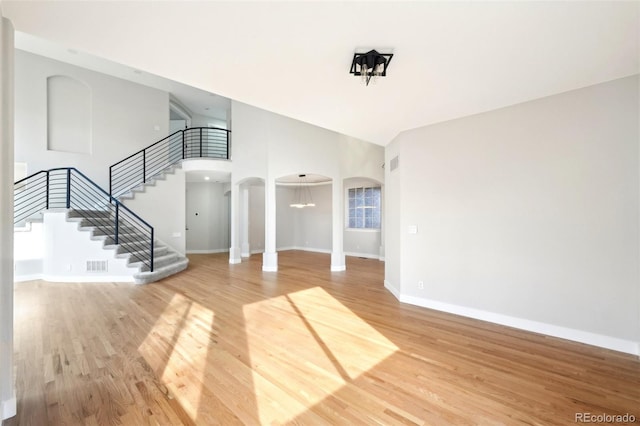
[399,294,640,356]
[14,273,43,282]
[228,257,242,264]
[42,275,135,283]
[278,246,332,254]
[2,396,16,420]
[186,249,229,254]
[384,279,400,299]
[344,251,380,260]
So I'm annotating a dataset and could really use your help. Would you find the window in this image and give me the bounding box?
[348,187,381,229]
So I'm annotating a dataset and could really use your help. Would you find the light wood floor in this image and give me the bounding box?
[4,251,639,425]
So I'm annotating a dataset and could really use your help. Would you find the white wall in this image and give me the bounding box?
[186,182,230,253]
[249,184,265,253]
[14,211,141,282]
[276,185,296,249]
[41,211,138,281]
[14,221,44,281]
[124,168,186,255]
[387,75,640,354]
[15,50,169,189]
[292,184,332,252]
[191,113,227,129]
[231,100,384,268]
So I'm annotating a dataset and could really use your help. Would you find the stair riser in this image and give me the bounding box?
[135,259,189,283]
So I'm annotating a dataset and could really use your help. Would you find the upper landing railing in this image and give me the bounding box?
[109,127,231,198]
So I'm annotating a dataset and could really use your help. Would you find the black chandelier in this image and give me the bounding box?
[350,49,393,86]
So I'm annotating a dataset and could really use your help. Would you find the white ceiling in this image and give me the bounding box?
[3,1,638,146]
[15,31,231,122]
[185,170,231,183]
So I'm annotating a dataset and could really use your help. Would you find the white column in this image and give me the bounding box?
[331,178,346,271]
[228,182,242,264]
[379,184,385,261]
[262,176,278,271]
[0,15,15,421]
[240,185,250,257]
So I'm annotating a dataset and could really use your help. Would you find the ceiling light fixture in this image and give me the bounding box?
[289,174,315,208]
[350,49,393,86]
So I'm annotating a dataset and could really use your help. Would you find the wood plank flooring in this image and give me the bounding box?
[4,251,639,425]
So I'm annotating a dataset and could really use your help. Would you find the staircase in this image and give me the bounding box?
[67,209,188,284]
[14,127,230,284]
[110,126,230,198]
[14,167,187,284]
[116,164,182,202]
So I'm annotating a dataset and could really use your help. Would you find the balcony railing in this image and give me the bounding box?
[109,127,231,198]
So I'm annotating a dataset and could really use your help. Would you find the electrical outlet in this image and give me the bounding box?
[418,280,424,289]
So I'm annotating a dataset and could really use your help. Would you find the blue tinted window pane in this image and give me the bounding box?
[347,186,382,228]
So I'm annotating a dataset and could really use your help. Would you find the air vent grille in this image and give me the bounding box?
[86,260,108,273]
[390,156,399,172]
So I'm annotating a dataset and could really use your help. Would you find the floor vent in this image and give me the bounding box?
[86,260,108,272]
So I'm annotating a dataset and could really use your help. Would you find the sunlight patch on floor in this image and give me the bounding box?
[243,286,399,424]
[138,292,215,422]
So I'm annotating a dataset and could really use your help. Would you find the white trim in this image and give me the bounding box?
[277,180,332,187]
[277,246,333,254]
[331,265,346,272]
[378,256,385,262]
[42,275,135,283]
[14,273,43,282]
[228,258,241,264]
[344,251,380,260]
[250,249,263,254]
[1,396,16,420]
[384,279,400,299]
[186,249,229,254]
[262,265,278,272]
[400,294,640,356]
[344,228,381,233]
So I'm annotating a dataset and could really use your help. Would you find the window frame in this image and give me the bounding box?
[345,186,382,231]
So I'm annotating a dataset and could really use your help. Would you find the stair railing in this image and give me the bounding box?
[14,167,154,272]
[109,126,231,198]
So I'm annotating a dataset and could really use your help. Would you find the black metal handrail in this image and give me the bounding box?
[109,126,231,197]
[14,167,155,272]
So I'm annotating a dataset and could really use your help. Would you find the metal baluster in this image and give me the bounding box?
[150,228,154,272]
[66,169,71,209]
[115,203,119,245]
[46,170,50,209]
